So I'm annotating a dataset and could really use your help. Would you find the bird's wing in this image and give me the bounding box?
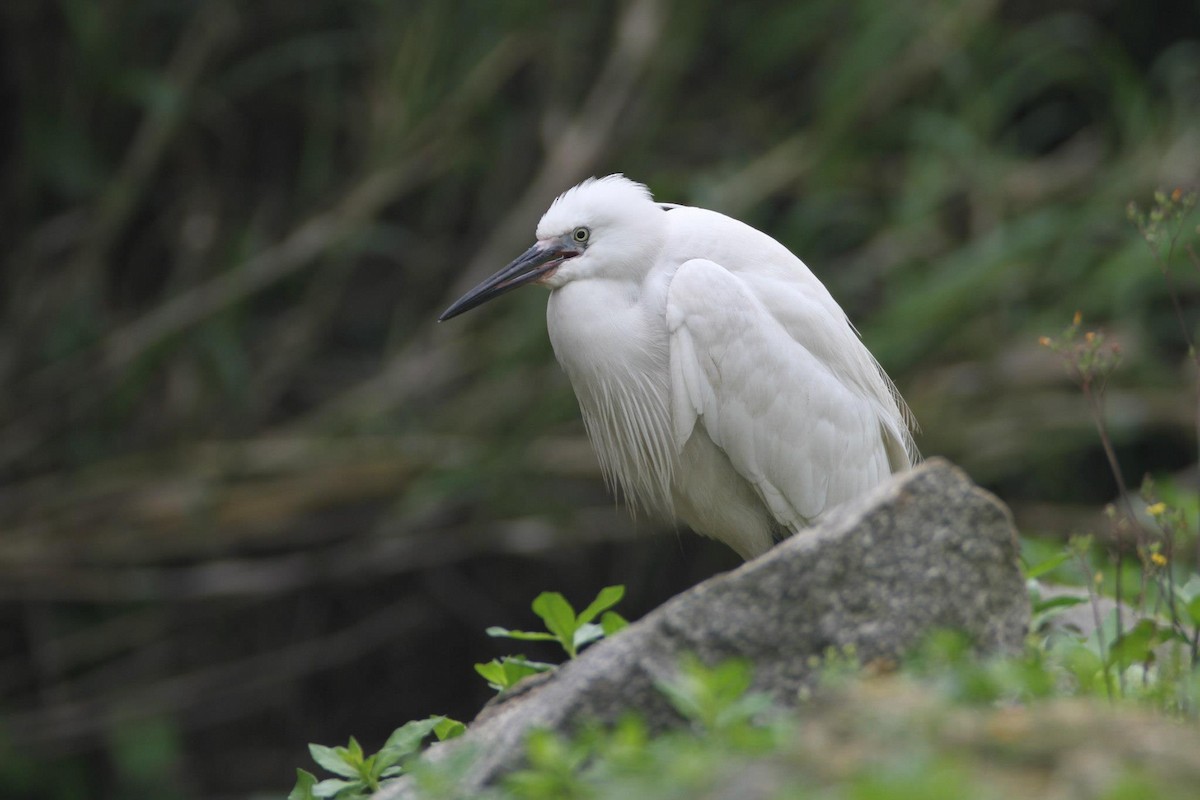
[666,258,895,528]
[737,269,918,474]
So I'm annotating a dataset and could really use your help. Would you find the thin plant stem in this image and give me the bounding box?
[1074,546,1114,701]
[1081,379,1144,636]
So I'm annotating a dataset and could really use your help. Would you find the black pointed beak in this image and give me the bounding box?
[439,240,580,322]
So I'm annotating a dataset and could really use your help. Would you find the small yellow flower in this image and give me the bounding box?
[1073,310,1082,326]
[1150,552,1168,567]
[1094,571,1104,585]
[1038,336,1051,347]
[1085,331,1095,344]
[1147,502,1167,517]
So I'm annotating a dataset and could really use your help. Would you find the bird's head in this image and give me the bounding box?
[439,175,664,321]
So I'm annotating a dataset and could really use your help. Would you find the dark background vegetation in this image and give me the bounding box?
[1,0,1198,797]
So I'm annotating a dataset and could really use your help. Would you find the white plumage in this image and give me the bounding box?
[441,175,917,559]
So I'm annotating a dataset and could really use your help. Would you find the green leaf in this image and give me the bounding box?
[475,659,508,690]
[504,655,556,673]
[380,717,442,761]
[347,737,364,765]
[475,656,551,691]
[433,717,467,741]
[1024,550,1073,579]
[531,592,579,654]
[600,611,629,636]
[1106,619,1164,668]
[486,626,558,642]
[1059,638,1106,693]
[288,769,318,800]
[572,622,605,651]
[577,585,625,626]
[1171,573,1200,597]
[308,744,359,779]
[1186,595,1200,628]
[1170,574,1200,626]
[360,753,378,783]
[372,742,404,774]
[1177,574,1200,601]
[1032,595,1088,614]
[502,656,553,685]
[655,655,761,733]
[312,777,363,798]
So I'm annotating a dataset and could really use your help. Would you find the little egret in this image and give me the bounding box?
[440,175,917,559]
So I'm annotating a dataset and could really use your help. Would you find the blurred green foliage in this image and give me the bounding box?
[401,635,1200,799]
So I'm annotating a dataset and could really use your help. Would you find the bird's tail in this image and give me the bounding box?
[875,362,920,472]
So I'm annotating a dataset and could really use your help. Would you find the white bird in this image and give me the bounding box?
[440,175,917,560]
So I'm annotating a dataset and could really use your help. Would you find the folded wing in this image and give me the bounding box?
[666,258,910,529]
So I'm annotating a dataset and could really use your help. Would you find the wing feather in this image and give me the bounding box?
[666,258,903,527]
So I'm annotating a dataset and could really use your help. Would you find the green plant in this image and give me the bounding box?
[487,585,629,659]
[289,716,464,800]
[501,728,596,800]
[654,655,774,741]
[476,585,629,691]
[500,654,782,799]
[1028,189,1200,708]
[290,587,1200,800]
[474,655,557,693]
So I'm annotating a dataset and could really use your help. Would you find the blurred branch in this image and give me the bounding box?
[0,29,534,477]
[853,0,999,124]
[2,2,237,466]
[0,434,463,559]
[6,0,239,343]
[243,252,357,424]
[700,133,812,216]
[102,161,433,372]
[68,2,239,300]
[0,149,440,474]
[0,510,636,603]
[707,0,999,215]
[834,129,1107,282]
[0,608,166,699]
[0,431,634,601]
[297,328,469,425]
[3,596,432,750]
[450,0,668,295]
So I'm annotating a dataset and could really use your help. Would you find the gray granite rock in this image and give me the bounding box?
[379,458,1029,798]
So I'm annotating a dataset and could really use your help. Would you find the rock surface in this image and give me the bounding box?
[379,458,1029,798]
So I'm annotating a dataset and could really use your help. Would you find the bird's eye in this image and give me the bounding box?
[572,227,590,243]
